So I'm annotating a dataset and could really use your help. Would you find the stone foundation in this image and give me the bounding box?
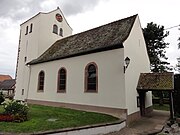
[127,111,141,125]
[127,106,153,125]
[145,106,153,114]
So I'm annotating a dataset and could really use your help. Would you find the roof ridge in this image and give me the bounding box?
[21,8,62,26]
[57,14,138,42]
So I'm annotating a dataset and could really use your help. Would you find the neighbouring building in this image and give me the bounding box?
[0,79,16,97]
[15,7,152,124]
[0,75,12,83]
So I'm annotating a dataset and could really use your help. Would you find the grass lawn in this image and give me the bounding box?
[153,104,170,111]
[0,104,118,133]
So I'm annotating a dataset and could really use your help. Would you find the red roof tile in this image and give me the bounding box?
[0,75,12,82]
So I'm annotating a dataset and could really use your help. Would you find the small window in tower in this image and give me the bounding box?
[59,28,63,37]
[25,26,28,35]
[29,23,33,33]
[24,57,27,62]
[53,24,58,34]
[22,89,24,95]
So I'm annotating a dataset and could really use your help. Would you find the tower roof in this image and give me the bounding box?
[20,7,72,30]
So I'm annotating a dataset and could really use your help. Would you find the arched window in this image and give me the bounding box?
[25,26,28,35]
[38,71,45,91]
[57,68,67,92]
[29,23,33,33]
[53,24,58,34]
[59,28,63,36]
[85,63,98,92]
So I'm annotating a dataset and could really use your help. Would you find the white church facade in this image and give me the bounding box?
[15,8,152,124]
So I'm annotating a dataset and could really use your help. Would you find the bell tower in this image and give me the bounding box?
[15,8,72,100]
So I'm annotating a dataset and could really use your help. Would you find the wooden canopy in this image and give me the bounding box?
[137,72,174,91]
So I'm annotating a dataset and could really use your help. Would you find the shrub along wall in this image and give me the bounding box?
[1,100,29,122]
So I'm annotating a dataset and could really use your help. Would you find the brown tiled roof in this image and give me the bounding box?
[137,72,174,91]
[29,14,137,65]
[0,75,12,82]
[0,79,16,90]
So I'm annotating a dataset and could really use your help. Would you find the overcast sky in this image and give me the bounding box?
[0,0,180,78]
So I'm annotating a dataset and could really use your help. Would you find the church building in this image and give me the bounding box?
[15,7,152,124]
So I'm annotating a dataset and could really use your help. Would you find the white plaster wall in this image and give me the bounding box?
[15,8,72,100]
[124,16,152,115]
[27,49,126,109]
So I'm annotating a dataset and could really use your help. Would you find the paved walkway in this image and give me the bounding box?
[105,110,170,135]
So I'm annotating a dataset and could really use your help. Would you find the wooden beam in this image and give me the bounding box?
[169,91,174,120]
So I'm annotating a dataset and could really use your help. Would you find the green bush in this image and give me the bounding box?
[2,100,29,122]
[0,92,5,105]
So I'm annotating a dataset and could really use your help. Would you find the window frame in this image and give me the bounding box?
[57,67,67,93]
[53,24,58,34]
[37,70,45,92]
[84,62,98,93]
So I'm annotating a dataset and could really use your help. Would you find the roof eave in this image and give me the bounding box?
[28,43,124,65]
[137,88,174,91]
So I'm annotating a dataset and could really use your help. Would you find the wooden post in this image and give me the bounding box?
[139,92,146,116]
[169,91,174,120]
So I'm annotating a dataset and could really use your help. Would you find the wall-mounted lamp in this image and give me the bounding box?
[124,57,130,73]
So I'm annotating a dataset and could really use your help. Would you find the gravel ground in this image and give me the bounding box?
[104,127,140,135]
[104,110,170,135]
[157,122,180,135]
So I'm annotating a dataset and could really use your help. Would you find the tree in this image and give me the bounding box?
[175,57,180,73]
[173,74,180,117]
[176,28,180,71]
[143,22,170,72]
[143,22,170,106]
[178,28,180,49]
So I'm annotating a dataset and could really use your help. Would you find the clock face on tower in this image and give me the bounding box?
[56,14,63,22]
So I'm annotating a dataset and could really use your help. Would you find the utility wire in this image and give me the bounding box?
[165,24,180,30]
